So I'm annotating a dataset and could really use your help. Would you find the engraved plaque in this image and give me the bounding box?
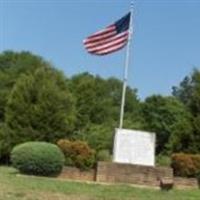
[113,129,156,166]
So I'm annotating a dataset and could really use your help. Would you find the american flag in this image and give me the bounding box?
[83,12,131,55]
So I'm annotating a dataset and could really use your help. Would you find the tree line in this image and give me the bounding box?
[0,51,199,162]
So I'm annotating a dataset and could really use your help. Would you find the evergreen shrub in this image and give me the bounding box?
[11,142,65,176]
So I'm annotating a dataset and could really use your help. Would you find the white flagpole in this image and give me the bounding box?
[119,2,134,129]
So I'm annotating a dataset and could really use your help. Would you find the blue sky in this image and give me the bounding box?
[1,0,200,100]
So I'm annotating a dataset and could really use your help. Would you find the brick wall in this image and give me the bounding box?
[96,161,173,187]
[174,177,199,189]
[58,162,199,189]
[59,166,95,182]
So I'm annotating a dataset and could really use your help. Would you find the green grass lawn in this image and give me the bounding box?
[0,166,200,200]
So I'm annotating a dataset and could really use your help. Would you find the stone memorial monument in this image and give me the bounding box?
[113,128,156,166]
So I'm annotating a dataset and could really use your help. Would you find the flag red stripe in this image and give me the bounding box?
[85,31,129,49]
[84,30,117,44]
[87,32,128,53]
[93,42,127,55]
[83,13,131,55]
[87,36,128,54]
[86,25,115,39]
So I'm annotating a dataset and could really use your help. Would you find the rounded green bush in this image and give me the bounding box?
[11,142,65,176]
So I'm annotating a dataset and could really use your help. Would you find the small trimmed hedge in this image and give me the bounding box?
[11,142,65,176]
[171,153,200,177]
[57,139,95,170]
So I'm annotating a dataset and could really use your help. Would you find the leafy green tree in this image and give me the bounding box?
[0,51,49,123]
[168,118,194,153]
[69,73,143,152]
[0,51,72,160]
[70,73,109,128]
[1,67,75,157]
[106,78,144,128]
[69,73,144,154]
[70,73,143,130]
[173,69,200,153]
[72,123,114,152]
[172,76,192,107]
[142,95,191,154]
